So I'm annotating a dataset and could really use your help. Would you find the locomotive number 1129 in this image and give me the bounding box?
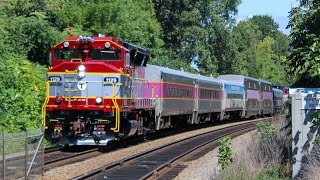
[48,76,62,82]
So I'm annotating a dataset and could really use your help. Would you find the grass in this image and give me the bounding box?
[300,138,320,180]
[0,127,44,156]
[218,115,291,180]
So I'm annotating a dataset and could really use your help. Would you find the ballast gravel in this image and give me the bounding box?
[174,131,255,180]
[40,120,258,180]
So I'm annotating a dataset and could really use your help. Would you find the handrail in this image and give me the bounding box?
[152,86,157,123]
[42,81,53,129]
[104,82,122,132]
[71,58,82,62]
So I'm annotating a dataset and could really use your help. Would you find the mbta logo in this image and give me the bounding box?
[77,81,87,90]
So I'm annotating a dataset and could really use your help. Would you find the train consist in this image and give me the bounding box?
[43,35,285,146]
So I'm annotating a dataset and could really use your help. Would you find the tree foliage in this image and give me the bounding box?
[0,0,291,132]
[231,15,290,84]
[0,58,47,132]
[153,0,241,75]
[218,136,233,170]
[287,0,320,86]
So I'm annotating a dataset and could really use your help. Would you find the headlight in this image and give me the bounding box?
[78,65,85,78]
[105,42,110,48]
[63,41,69,48]
[96,97,102,104]
[78,65,85,71]
[78,72,85,78]
[55,96,62,104]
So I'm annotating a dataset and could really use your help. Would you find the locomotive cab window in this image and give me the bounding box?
[90,49,121,61]
[54,49,82,60]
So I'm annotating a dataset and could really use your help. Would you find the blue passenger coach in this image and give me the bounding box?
[221,80,245,120]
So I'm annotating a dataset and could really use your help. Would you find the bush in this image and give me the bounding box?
[256,121,276,142]
[255,165,288,180]
[0,58,47,132]
[218,116,291,179]
[218,136,233,170]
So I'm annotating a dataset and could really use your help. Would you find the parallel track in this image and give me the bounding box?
[0,146,100,179]
[44,147,100,169]
[72,117,272,180]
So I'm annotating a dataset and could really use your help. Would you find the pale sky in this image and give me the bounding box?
[237,0,297,34]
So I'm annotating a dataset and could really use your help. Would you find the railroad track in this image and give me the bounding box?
[0,146,100,179]
[72,117,272,180]
[44,147,101,169]
[0,146,62,179]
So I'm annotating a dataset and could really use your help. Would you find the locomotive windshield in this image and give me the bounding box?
[54,49,82,60]
[90,49,121,61]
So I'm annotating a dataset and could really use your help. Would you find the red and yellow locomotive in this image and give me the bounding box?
[43,35,154,145]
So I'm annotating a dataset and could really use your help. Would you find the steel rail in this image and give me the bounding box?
[142,123,256,179]
[44,148,100,166]
[72,117,272,180]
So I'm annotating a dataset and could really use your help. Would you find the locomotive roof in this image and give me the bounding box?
[63,35,151,66]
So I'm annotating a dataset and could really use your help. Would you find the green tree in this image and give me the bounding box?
[49,0,164,59]
[153,0,241,75]
[248,15,279,41]
[6,15,63,64]
[231,20,260,76]
[0,58,47,132]
[0,18,15,60]
[288,0,320,86]
[231,15,289,85]
[255,37,287,84]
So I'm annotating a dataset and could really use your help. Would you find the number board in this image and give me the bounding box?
[104,77,119,83]
[48,76,62,82]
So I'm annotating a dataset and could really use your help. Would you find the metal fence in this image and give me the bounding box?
[0,126,44,180]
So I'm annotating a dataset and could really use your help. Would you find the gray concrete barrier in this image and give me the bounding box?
[290,88,320,178]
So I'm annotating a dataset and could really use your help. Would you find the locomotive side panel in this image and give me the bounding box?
[197,79,222,114]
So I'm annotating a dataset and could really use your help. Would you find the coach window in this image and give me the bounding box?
[254,83,256,89]
[125,53,130,66]
[249,82,251,88]
[54,49,82,60]
[90,49,121,60]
